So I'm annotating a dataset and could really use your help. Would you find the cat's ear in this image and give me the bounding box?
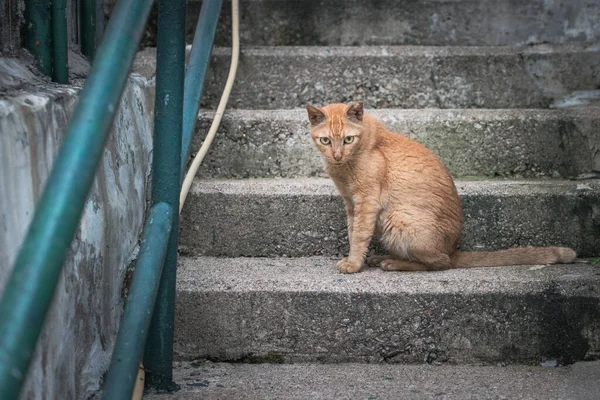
[346,101,364,122]
[306,105,326,126]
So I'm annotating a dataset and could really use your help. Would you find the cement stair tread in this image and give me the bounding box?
[199,105,600,119]
[208,42,599,56]
[146,361,600,400]
[188,176,600,196]
[177,256,600,295]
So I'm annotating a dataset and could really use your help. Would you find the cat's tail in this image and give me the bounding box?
[451,246,577,268]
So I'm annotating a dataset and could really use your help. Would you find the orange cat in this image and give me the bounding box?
[306,102,577,273]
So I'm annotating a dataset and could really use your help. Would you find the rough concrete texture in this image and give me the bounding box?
[179,178,600,258]
[146,361,600,400]
[0,50,90,92]
[552,90,600,109]
[115,0,600,48]
[0,58,154,400]
[191,43,600,109]
[201,0,600,47]
[133,44,600,110]
[190,107,600,179]
[173,257,600,365]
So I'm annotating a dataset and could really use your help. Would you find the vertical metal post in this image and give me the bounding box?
[24,0,53,77]
[52,0,69,83]
[81,0,97,60]
[180,0,223,176]
[143,0,186,391]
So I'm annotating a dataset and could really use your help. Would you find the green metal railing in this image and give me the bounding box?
[0,0,222,398]
[80,0,98,61]
[51,0,68,83]
[181,0,224,175]
[24,0,53,78]
[142,0,186,390]
[23,0,97,83]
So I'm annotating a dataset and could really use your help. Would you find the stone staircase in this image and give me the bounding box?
[143,0,600,398]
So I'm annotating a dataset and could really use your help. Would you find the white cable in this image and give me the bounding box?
[179,0,240,213]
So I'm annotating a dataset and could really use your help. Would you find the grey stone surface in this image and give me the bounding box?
[0,50,90,92]
[552,90,600,109]
[0,57,154,400]
[189,107,600,179]
[133,44,600,110]
[146,361,600,400]
[179,178,600,258]
[116,0,600,48]
[173,256,600,365]
[191,44,600,109]
[201,0,600,47]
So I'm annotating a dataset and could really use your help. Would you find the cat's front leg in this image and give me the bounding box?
[337,197,379,274]
[342,197,354,243]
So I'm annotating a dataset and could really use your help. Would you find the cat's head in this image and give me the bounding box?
[306,102,364,166]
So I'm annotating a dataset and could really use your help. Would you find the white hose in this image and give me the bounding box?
[179,0,240,213]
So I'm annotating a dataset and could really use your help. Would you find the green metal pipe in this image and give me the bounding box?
[23,0,53,77]
[0,0,154,398]
[143,0,186,391]
[81,0,97,61]
[180,0,223,177]
[102,202,173,400]
[52,0,69,83]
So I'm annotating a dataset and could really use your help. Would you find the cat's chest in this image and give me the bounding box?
[330,174,362,199]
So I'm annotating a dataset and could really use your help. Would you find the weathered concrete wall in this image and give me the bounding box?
[0,57,154,399]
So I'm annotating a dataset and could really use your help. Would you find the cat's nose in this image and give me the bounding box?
[333,151,342,161]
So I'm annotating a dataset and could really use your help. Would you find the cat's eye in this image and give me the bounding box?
[319,137,331,145]
[344,136,355,144]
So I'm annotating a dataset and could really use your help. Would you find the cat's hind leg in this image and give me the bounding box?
[379,224,453,271]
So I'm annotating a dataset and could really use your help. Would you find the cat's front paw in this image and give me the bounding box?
[336,258,361,274]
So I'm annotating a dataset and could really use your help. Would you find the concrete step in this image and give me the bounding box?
[192,0,600,48]
[134,43,600,109]
[145,361,600,400]
[133,44,600,110]
[190,107,600,179]
[179,178,600,258]
[109,0,600,48]
[173,256,600,366]
[194,44,600,109]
